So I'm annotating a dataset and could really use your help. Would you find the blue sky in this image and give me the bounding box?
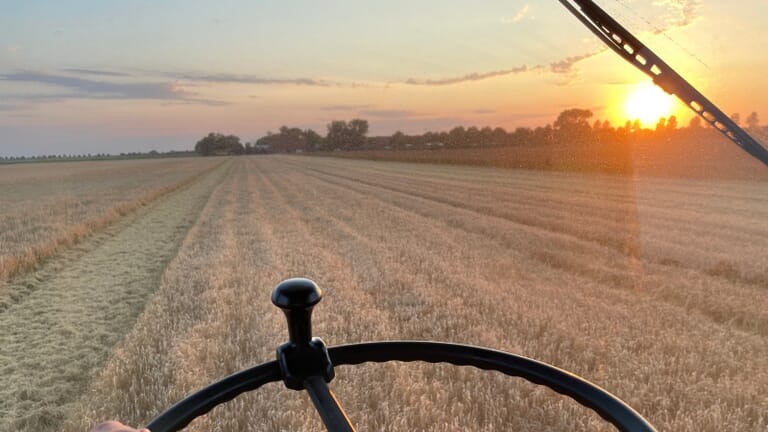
[1,1,766,156]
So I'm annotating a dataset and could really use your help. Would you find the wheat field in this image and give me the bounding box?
[0,158,222,286]
[1,156,766,431]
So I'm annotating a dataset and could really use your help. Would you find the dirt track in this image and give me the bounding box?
[0,161,230,430]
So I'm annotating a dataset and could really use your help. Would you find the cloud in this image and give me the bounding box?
[473,109,496,114]
[360,109,419,118]
[1,71,190,100]
[61,68,132,77]
[0,68,362,108]
[159,99,230,107]
[501,5,532,23]
[548,51,601,74]
[402,49,605,87]
[0,71,231,105]
[172,72,339,87]
[0,104,19,111]
[404,65,530,86]
[321,104,371,111]
[652,0,702,29]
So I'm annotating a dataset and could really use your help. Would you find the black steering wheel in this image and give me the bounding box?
[145,278,657,432]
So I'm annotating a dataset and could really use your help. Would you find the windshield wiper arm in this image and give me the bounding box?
[559,0,768,168]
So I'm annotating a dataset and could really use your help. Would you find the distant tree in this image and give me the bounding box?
[666,115,678,130]
[304,129,323,151]
[746,112,760,129]
[195,132,244,156]
[553,108,593,142]
[348,118,369,138]
[689,116,702,129]
[492,127,507,146]
[326,120,349,150]
[254,126,323,153]
[448,126,467,147]
[326,119,369,150]
[511,127,533,145]
[533,124,555,145]
[465,126,481,146]
[730,112,741,126]
[389,131,407,149]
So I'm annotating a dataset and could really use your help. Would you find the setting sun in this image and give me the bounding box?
[625,82,674,127]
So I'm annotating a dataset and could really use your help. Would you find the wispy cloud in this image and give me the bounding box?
[649,0,708,68]
[1,71,189,99]
[0,104,20,111]
[321,104,372,111]
[0,68,368,109]
[0,71,230,105]
[360,109,419,118]
[549,51,601,74]
[170,72,343,87]
[653,0,702,29]
[402,49,605,87]
[404,65,530,86]
[501,4,532,24]
[61,68,132,77]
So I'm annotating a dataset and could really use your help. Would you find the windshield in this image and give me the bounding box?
[1,1,766,431]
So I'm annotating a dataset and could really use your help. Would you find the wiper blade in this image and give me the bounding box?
[559,0,768,167]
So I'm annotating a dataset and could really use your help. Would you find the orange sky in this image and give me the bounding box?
[1,1,766,156]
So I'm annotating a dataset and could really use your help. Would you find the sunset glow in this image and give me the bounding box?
[625,82,675,127]
[1,1,767,156]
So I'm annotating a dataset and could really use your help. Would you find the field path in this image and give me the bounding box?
[0,160,231,430]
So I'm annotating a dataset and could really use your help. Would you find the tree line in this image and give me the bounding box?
[193,109,766,156]
[194,119,370,156]
[0,150,195,164]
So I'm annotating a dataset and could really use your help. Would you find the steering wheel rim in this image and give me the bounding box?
[146,341,656,432]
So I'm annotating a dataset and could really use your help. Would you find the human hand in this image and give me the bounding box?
[90,420,150,432]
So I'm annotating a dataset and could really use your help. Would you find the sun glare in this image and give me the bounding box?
[625,82,674,127]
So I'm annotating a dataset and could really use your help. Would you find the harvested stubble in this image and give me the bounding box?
[0,158,222,285]
[62,156,767,432]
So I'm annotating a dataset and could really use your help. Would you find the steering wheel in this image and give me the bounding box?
[145,278,657,432]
